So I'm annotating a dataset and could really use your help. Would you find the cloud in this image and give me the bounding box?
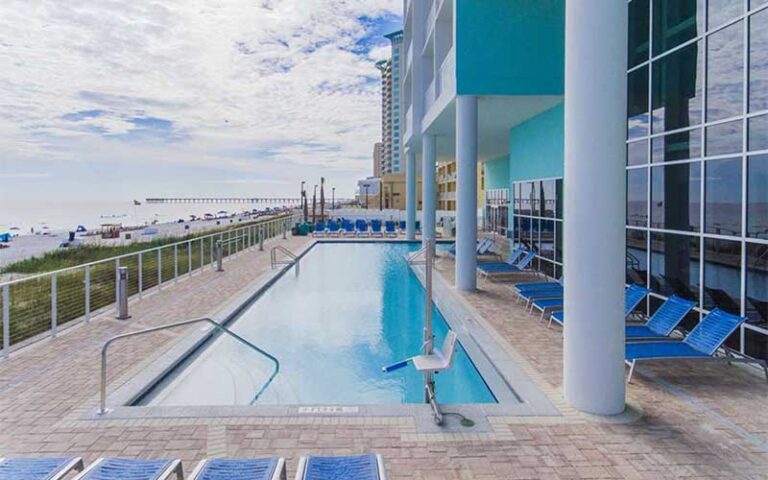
[0,0,401,199]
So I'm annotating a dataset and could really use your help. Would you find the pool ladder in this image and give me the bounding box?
[98,317,280,415]
[271,246,298,269]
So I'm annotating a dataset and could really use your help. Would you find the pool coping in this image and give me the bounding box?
[96,239,562,432]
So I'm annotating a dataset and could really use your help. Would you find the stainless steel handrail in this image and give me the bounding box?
[270,246,298,269]
[98,317,279,414]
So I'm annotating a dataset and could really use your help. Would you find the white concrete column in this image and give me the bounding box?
[563,0,628,415]
[405,148,417,240]
[422,134,437,245]
[455,95,478,291]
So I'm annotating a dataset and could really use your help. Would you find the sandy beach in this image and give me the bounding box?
[0,211,289,271]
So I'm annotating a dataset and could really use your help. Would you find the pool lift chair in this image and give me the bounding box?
[383,239,458,425]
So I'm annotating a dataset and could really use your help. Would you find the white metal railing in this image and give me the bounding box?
[0,213,298,358]
[425,79,437,113]
[405,105,414,139]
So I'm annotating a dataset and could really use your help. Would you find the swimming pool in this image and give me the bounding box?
[140,242,496,406]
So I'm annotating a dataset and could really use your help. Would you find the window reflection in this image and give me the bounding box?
[628,66,650,138]
[651,162,701,231]
[750,9,768,112]
[704,238,742,314]
[652,42,703,133]
[540,180,556,218]
[707,21,744,121]
[629,0,650,67]
[628,140,648,166]
[652,128,702,162]
[708,0,744,29]
[627,168,648,227]
[555,221,563,263]
[650,232,700,300]
[706,120,743,156]
[555,179,564,220]
[653,0,705,55]
[746,242,768,329]
[705,159,742,235]
[540,220,555,259]
[749,114,767,151]
[626,229,648,286]
[748,154,768,239]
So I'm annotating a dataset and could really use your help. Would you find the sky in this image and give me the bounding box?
[0,0,402,212]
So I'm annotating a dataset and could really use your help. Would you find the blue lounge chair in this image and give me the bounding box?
[448,238,494,257]
[514,276,563,293]
[370,219,383,237]
[626,308,768,382]
[477,247,526,267]
[625,295,696,340]
[312,221,326,237]
[398,220,406,232]
[327,220,340,237]
[0,457,84,480]
[189,458,286,480]
[342,221,356,236]
[294,454,386,480]
[74,458,183,480]
[477,250,536,280]
[384,220,397,237]
[355,219,369,237]
[546,284,649,325]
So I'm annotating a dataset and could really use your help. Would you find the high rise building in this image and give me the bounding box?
[372,142,383,178]
[375,30,404,175]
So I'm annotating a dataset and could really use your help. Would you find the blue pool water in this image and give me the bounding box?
[143,242,496,406]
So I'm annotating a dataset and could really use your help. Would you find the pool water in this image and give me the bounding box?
[142,242,496,406]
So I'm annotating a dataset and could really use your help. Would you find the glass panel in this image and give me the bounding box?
[744,329,768,365]
[703,238,742,314]
[651,162,702,231]
[650,231,701,301]
[628,0,650,68]
[706,120,743,156]
[540,180,556,218]
[628,66,650,139]
[748,154,768,239]
[627,168,648,227]
[746,242,768,329]
[708,0,744,29]
[540,220,555,259]
[513,183,521,215]
[540,260,556,279]
[706,21,744,121]
[653,0,705,55]
[531,182,540,217]
[705,158,742,235]
[752,0,768,9]
[749,114,768,151]
[555,179,564,220]
[626,229,649,286]
[750,9,768,112]
[628,139,649,166]
[651,128,702,162]
[652,42,703,133]
[555,221,563,264]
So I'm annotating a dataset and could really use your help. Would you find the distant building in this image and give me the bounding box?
[372,142,383,178]
[375,30,404,175]
[356,174,422,210]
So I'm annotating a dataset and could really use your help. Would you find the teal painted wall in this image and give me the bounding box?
[483,155,510,190]
[509,103,564,183]
[455,0,564,96]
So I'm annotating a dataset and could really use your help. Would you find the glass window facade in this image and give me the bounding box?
[628,0,768,362]
[512,179,564,279]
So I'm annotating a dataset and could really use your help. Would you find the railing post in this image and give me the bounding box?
[2,285,9,358]
[51,273,58,337]
[138,253,143,299]
[216,240,224,272]
[283,218,287,239]
[116,267,130,320]
[173,244,178,282]
[200,238,204,271]
[85,265,91,322]
[188,241,193,277]
[115,258,121,305]
[259,225,264,251]
[157,249,162,290]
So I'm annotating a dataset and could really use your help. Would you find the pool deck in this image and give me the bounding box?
[1,234,767,479]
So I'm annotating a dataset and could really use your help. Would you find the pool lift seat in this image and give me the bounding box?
[382,331,458,425]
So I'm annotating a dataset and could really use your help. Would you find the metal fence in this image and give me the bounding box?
[0,213,298,358]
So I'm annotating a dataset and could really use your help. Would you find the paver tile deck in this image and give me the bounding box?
[1,235,766,479]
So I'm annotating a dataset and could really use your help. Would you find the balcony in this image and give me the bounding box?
[405,105,413,141]
[438,48,455,101]
[439,191,456,201]
[425,79,436,113]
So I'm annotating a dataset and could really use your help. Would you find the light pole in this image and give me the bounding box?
[300,180,307,223]
[332,187,336,211]
[312,184,318,223]
[320,177,325,221]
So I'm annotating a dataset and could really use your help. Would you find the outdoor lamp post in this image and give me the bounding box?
[300,180,307,223]
[332,187,336,211]
[312,184,318,223]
